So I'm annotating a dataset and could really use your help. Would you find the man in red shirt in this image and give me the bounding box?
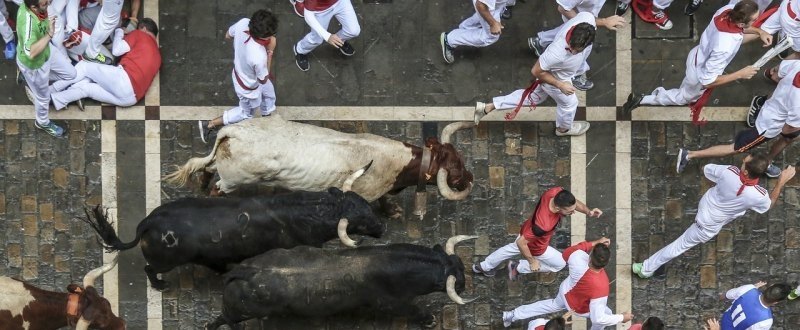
[502,238,633,329]
[473,187,602,280]
[50,18,161,109]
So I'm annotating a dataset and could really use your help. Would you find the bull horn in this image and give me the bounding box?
[440,122,474,144]
[337,218,357,247]
[445,275,477,305]
[342,160,374,192]
[75,317,91,330]
[445,235,478,255]
[83,254,119,288]
[436,168,473,200]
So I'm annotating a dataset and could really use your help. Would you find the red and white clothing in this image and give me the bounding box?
[536,0,606,48]
[755,60,800,138]
[478,187,567,274]
[640,164,770,276]
[446,0,507,48]
[641,5,744,106]
[51,29,160,109]
[491,13,594,130]
[295,0,360,54]
[85,0,123,58]
[507,241,624,330]
[630,324,643,330]
[224,18,276,125]
[48,0,80,53]
[760,0,800,52]
[527,318,549,330]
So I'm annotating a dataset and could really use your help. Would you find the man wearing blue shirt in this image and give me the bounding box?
[720,281,791,330]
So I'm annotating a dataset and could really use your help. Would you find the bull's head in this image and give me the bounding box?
[334,161,385,247]
[72,255,126,330]
[428,122,475,200]
[441,235,478,305]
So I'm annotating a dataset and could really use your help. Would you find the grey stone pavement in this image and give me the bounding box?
[0,0,800,329]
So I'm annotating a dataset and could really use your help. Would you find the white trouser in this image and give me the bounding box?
[222,70,277,125]
[507,0,516,6]
[653,0,673,10]
[641,48,704,106]
[446,6,504,48]
[50,60,136,109]
[479,237,566,273]
[641,223,714,276]
[86,0,123,58]
[509,292,612,330]
[492,84,580,130]
[0,0,13,43]
[295,0,360,54]
[18,46,77,125]
[48,0,80,53]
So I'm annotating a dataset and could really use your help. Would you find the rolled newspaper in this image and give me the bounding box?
[753,37,794,68]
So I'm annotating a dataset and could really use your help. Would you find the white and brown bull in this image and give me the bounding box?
[165,116,475,217]
[0,256,124,329]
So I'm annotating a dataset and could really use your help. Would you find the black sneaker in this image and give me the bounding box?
[779,48,790,60]
[501,6,513,19]
[198,120,212,144]
[615,1,629,15]
[472,264,496,277]
[623,92,644,114]
[16,68,25,85]
[747,95,767,128]
[676,148,689,173]
[339,40,355,56]
[294,45,310,71]
[684,0,702,16]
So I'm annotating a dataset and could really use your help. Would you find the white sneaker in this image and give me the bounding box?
[474,102,486,125]
[502,311,513,327]
[555,121,590,136]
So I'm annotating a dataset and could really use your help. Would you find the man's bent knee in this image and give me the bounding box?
[734,128,771,153]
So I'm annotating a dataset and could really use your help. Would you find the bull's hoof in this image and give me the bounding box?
[383,204,403,219]
[150,280,171,292]
[422,314,437,328]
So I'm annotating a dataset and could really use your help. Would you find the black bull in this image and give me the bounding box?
[207,236,478,329]
[82,188,385,290]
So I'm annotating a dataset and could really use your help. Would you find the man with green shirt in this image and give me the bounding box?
[17,0,76,137]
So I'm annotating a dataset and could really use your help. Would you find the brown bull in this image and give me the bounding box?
[0,256,124,330]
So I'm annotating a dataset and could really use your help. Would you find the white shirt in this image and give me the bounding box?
[756,60,800,136]
[228,18,269,98]
[696,164,770,234]
[538,12,595,82]
[693,5,745,86]
[557,0,606,18]
[475,0,508,12]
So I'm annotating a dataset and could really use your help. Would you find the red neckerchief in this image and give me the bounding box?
[714,10,744,34]
[506,80,541,121]
[33,7,48,20]
[737,170,759,196]
[564,25,577,52]
[244,31,271,47]
[793,71,800,87]
[689,88,712,126]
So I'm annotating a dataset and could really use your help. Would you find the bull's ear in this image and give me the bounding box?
[328,187,344,195]
[67,284,83,293]
[425,137,440,148]
[432,244,444,253]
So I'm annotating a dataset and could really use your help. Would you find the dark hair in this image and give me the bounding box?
[137,18,159,37]
[24,0,40,8]
[729,0,759,24]
[544,317,566,330]
[763,283,792,304]
[249,9,278,38]
[744,153,769,179]
[590,243,610,268]
[554,190,576,208]
[642,316,665,330]
[569,23,596,51]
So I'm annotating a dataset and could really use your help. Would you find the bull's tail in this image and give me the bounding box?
[82,205,143,252]
[163,136,224,187]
